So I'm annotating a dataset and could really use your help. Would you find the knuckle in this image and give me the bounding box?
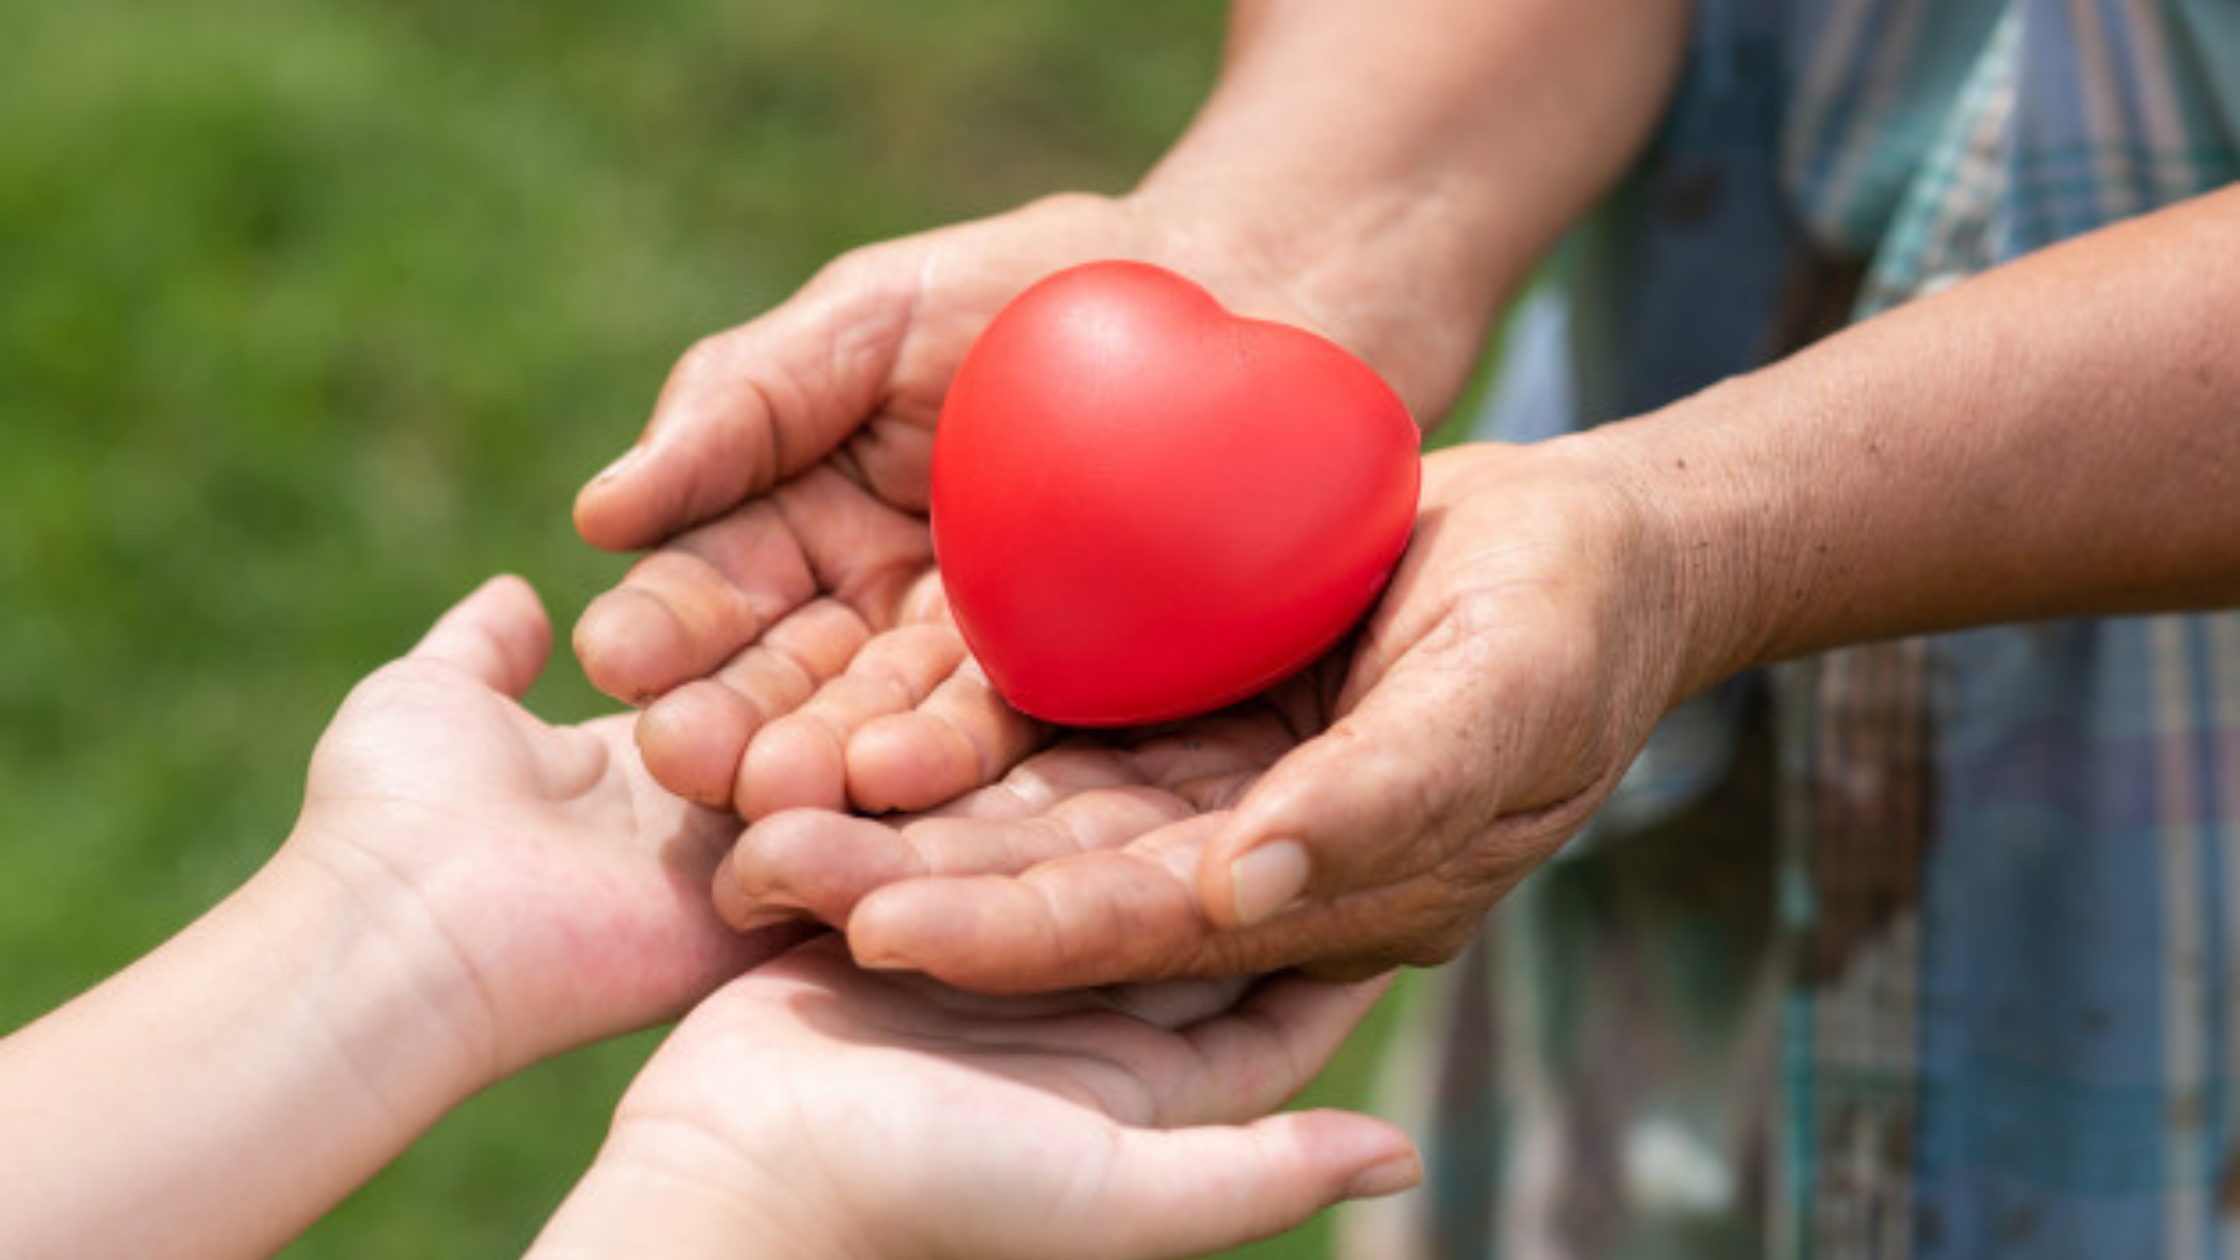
[806,241,888,293]
[669,331,733,388]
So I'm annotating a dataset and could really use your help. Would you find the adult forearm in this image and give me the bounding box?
[1133,0,1693,419]
[1588,184,2240,701]
[0,848,488,1259]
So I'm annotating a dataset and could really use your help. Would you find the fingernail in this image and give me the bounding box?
[590,441,648,486]
[1230,840,1311,927]
[1346,1152,1424,1200]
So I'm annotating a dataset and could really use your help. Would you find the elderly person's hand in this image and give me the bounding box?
[567,0,1698,986]
[708,439,1694,988]
[569,192,1351,822]
[711,183,2240,990]
[565,0,1659,824]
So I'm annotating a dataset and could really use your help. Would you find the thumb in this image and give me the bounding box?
[574,260,913,552]
[1083,1112,1422,1260]
[407,574,551,700]
[1199,651,1512,931]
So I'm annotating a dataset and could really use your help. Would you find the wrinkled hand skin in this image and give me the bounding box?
[571,192,1329,825]
[710,440,1692,993]
[568,195,1687,993]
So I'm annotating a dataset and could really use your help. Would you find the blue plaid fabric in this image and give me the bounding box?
[1345,4,2240,1258]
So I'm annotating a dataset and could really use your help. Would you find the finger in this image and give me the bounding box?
[635,600,872,809]
[1092,709,1291,811]
[845,659,1049,814]
[1199,646,1517,931]
[572,500,813,702]
[1005,972,1369,1083]
[918,743,1162,821]
[634,680,758,810]
[846,816,1225,993]
[575,468,932,706]
[1092,976,1256,1033]
[845,806,1435,990]
[718,783,1193,933]
[1166,973,1391,1123]
[858,661,1299,822]
[734,623,967,818]
[573,263,915,552]
[894,785,1198,890]
[1077,1113,1421,1260]
[716,809,928,933]
[408,574,550,699]
[770,464,937,622]
[768,933,1234,1030]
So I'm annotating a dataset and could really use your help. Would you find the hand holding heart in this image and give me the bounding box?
[573,193,1345,823]
[571,192,1688,985]
[713,440,1691,988]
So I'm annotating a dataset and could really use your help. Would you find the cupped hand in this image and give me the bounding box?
[286,576,806,1084]
[570,192,1332,821]
[712,439,1693,989]
[539,936,1417,1260]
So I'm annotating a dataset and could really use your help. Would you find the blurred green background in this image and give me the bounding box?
[0,2,1426,1256]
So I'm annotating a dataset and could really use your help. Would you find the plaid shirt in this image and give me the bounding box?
[1346,3,2240,1258]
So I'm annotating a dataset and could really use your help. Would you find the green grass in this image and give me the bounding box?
[0,3,1419,1255]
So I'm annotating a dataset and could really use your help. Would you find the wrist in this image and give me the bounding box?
[1122,176,1516,428]
[1122,0,1691,427]
[1563,382,1799,704]
[254,838,502,1109]
[0,843,496,1259]
[531,1126,860,1260]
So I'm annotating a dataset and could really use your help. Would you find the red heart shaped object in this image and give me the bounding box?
[931,261,1420,727]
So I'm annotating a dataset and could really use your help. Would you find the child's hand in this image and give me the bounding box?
[285,575,802,1083]
[1,576,808,1260]
[531,937,1419,1260]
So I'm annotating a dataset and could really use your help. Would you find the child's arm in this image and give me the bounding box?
[0,577,792,1260]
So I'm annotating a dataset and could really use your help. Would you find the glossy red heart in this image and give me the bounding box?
[930,261,1420,727]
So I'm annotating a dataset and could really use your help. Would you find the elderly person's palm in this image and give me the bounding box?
[712,441,1684,990]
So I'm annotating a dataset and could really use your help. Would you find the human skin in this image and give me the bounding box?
[526,938,1417,1260]
[711,183,2240,991]
[0,578,1416,1260]
[571,0,2236,988]
[569,0,1692,821]
[0,577,796,1260]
